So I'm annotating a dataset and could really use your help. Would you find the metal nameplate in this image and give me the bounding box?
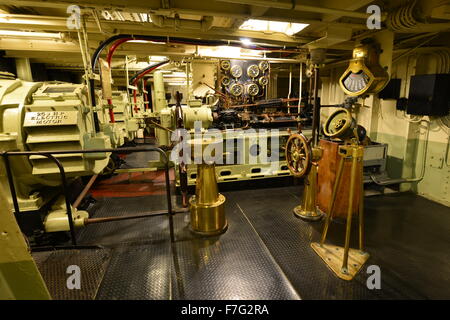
[24,111,78,126]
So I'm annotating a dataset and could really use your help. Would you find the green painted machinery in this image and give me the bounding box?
[0,78,112,236]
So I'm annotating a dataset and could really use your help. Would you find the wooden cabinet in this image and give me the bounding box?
[317,139,362,219]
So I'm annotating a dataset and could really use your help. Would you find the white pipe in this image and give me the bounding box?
[287,65,292,114]
[298,62,302,115]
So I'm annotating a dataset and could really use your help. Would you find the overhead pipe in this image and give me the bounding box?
[91,34,298,72]
[387,0,450,33]
[129,60,170,113]
[89,33,298,125]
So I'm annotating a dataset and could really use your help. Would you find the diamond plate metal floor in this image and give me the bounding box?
[225,185,450,299]
[32,150,450,300]
[32,248,110,300]
[170,202,300,300]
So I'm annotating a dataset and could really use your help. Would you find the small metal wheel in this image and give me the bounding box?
[285,133,312,178]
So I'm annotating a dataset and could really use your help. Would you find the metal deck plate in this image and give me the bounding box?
[170,205,301,300]
[76,195,172,246]
[32,248,110,300]
[225,186,428,299]
[32,150,450,300]
[95,243,172,300]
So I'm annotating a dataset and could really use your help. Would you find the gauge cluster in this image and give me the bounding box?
[219,59,270,102]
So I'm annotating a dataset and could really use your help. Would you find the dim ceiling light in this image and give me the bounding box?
[239,19,309,36]
[0,30,63,39]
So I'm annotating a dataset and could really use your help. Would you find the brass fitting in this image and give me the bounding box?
[188,138,227,236]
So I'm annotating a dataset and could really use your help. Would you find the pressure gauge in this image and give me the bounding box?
[259,60,269,71]
[230,65,243,78]
[342,71,370,93]
[247,64,260,78]
[230,83,244,96]
[220,60,231,71]
[221,76,231,86]
[259,76,269,86]
[246,83,259,96]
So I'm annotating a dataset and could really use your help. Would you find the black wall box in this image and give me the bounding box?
[407,74,450,116]
[378,78,401,100]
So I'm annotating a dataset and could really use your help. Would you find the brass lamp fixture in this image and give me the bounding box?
[339,40,389,96]
[188,138,227,236]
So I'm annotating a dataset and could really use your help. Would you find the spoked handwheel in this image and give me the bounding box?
[285,133,312,178]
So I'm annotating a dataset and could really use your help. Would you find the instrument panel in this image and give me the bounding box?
[219,59,270,102]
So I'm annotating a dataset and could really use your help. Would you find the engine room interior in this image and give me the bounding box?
[0,0,450,304]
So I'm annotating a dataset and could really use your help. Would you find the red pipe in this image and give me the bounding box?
[133,88,138,114]
[105,38,132,123]
[143,79,149,111]
[131,62,169,114]
[104,38,168,116]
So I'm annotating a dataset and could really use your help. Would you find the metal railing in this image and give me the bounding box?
[1,147,175,246]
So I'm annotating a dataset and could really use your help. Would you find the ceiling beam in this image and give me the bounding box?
[0,1,368,28]
[0,14,317,46]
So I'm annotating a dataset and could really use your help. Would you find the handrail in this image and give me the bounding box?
[1,146,173,246]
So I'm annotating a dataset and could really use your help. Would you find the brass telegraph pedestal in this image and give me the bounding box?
[310,107,370,280]
[311,143,369,280]
[292,147,323,221]
[188,138,227,236]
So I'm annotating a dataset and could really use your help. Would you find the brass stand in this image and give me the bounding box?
[311,143,369,280]
[189,139,227,236]
[293,147,323,221]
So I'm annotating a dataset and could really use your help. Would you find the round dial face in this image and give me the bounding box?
[247,83,259,96]
[259,60,269,71]
[221,76,231,86]
[259,76,268,86]
[230,65,243,78]
[230,83,244,96]
[247,64,260,78]
[342,71,370,93]
[220,60,231,70]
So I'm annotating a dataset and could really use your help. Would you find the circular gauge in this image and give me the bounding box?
[221,76,231,86]
[247,83,259,96]
[323,108,356,139]
[259,76,268,86]
[230,65,243,78]
[259,60,269,71]
[229,83,244,96]
[247,64,260,78]
[342,70,370,94]
[220,60,231,71]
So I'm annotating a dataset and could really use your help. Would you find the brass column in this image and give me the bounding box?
[293,146,322,220]
[189,139,227,236]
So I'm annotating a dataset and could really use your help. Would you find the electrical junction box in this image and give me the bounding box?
[407,74,450,116]
[378,78,401,100]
